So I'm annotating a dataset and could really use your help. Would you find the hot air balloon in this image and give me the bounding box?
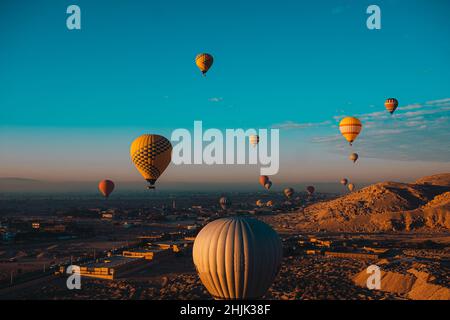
[249,135,260,147]
[266,200,274,207]
[130,134,172,189]
[219,196,231,210]
[193,217,282,300]
[264,181,272,190]
[348,183,355,192]
[256,200,264,207]
[340,178,348,186]
[385,98,398,115]
[339,117,362,145]
[98,179,115,198]
[283,187,294,199]
[195,53,213,76]
[349,153,359,163]
[259,175,269,187]
[306,186,315,196]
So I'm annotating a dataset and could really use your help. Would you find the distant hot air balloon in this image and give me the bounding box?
[306,186,315,196]
[284,187,294,199]
[349,153,359,163]
[195,53,214,76]
[340,178,348,186]
[193,217,282,300]
[130,134,172,189]
[219,196,231,210]
[266,200,274,207]
[348,183,355,192]
[264,181,272,190]
[339,117,362,146]
[98,179,115,198]
[256,199,264,207]
[259,175,269,187]
[249,135,260,147]
[385,98,398,115]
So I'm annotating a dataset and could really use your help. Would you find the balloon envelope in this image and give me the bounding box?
[195,53,214,75]
[340,178,348,186]
[266,200,274,207]
[264,181,272,190]
[250,135,260,147]
[219,196,231,210]
[130,134,172,189]
[259,175,269,187]
[385,98,398,114]
[98,180,115,198]
[193,217,282,300]
[348,183,355,192]
[349,153,359,163]
[339,117,362,145]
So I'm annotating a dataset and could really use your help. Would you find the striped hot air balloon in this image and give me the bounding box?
[385,98,398,115]
[193,217,282,300]
[195,53,214,76]
[249,135,260,147]
[339,117,362,146]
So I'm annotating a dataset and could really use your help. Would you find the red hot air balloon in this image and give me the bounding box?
[259,175,269,187]
[98,180,115,198]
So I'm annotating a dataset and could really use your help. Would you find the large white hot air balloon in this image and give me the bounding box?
[193,216,282,300]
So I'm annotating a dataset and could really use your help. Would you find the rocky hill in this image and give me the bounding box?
[281,173,450,232]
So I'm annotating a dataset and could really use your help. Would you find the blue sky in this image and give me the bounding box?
[1,0,449,186]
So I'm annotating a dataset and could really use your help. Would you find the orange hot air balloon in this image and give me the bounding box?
[266,200,274,207]
[339,117,362,145]
[98,180,115,198]
[385,98,398,115]
[349,153,359,163]
[195,53,214,76]
[348,183,355,192]
[340,178,348,186]
[256,199,264,207]
[306,186,315,195]
[259,175,269,187]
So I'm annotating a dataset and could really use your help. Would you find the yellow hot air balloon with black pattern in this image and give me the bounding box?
[195,53,214,76]
[339,117,362,145]
[130,134,172,189]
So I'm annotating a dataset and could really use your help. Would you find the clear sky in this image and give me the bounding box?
[1,0,449,189]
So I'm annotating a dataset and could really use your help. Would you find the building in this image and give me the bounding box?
[324,251,379,260]
[122,248,171,261]
[70,255,146,280]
